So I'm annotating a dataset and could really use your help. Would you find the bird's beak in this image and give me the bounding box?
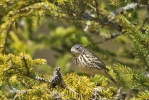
[71,52,75,56]
[71,47,79,57]
[71,51,79,57]
[71,48,75,55]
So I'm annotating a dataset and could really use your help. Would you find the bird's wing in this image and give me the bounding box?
[85,50,109,71]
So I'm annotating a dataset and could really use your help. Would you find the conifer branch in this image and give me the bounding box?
[20,67,84,99]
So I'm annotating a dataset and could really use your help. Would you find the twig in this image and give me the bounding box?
[113,3,147,15]
[22,57,30,76]
[93,32,124,45]
[94,0,100,18]
[92,16,123,32]
[89,2,148,45]
[10,86,27,93]
[20,81,32,89]
[1,30,9,53]
[26,67,83,99]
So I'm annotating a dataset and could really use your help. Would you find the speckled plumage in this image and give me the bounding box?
[71,44,116,84]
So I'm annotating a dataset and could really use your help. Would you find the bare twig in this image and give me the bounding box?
[10,86,27,93]
[113,3,147,15]
[93,32,124,45]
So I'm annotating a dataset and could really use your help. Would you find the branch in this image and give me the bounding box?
[94,0,100,18]
[10,86,27,93]
[17,67,83,99]
[112,3,147,15]
[93,32,124,44]
[89,2,148,44]
[22,57,30,76]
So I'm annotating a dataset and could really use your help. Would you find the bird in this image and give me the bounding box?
[70,44,116,84]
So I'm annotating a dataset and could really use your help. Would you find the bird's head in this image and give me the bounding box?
[71,44,85,57]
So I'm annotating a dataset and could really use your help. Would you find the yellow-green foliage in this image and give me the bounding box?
[0,52,46,82]
[0,0,149,99]
[113,64,149,89]
[0,52,116,99]
[138,91,149,99]
[0,52,149,99]
[109,0,121,6]
[119,15,149,70]
[63,73,95,99]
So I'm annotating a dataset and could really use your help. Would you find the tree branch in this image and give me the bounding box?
[22,57,30,76]
[93,32,124,44]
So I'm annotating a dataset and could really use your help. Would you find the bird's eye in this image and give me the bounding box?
[76,47,79,50]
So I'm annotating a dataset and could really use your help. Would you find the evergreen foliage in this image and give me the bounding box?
[0,0,149,99]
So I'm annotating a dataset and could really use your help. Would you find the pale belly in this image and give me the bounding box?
[77,65,103,75]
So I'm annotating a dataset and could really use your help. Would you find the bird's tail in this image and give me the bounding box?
[100,70,117,84]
